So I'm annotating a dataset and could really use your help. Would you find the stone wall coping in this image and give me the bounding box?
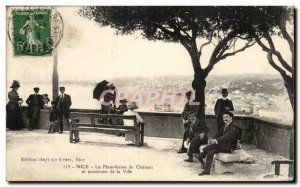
[35,107,292,129]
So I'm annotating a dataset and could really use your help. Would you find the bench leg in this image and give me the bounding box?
[274,163,280,176]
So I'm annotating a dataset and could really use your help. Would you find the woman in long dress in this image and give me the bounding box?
[123,102,143,143]
[6,81,23,130]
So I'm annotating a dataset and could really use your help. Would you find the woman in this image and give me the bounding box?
[6,81,23,130]
[123,102,143,143]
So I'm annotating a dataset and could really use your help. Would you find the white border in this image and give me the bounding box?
[1,1,298,186]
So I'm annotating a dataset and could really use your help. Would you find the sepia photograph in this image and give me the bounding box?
[5,5,295,182]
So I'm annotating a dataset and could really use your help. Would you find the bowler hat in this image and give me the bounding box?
[221,88,228,94]
[222,110,234,117]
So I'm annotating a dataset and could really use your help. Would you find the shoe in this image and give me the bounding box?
[74,138,80,142]
[198,171,210,176]
[48,131,51,134]
[28,128,33,131]
[177,148,187,153]
[184,157,193,162]
[59,131,63,134]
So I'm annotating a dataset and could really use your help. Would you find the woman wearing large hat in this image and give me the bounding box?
[6,81,23,130]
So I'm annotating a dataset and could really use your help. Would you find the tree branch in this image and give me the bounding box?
[279,21,294,68]
[267,52,287,75]
[216,41,255,61]
[203,30,238,77]
[264,32,293,73]
[198,35,212,57]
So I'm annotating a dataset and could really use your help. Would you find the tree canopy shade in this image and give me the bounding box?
[79,6,257,126]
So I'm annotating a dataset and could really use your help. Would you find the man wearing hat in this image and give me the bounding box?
[26,87,44,131]
[178,91,199,153]
[55,87,72,134]
[198,111,241,176]
[214,88,234,130]
[184,111,210,163]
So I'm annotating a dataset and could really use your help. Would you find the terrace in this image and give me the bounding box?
[6,107,293,181]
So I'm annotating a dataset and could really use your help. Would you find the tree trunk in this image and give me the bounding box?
[281,73,294,178]
[192,72,206,126]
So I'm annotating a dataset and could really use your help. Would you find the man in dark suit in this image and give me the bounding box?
[26,87,44,131]
[178,91,199,153]
[55,87,72,134]
[214,88,234,130]
[198,111,240,175]
[184,111,210,162]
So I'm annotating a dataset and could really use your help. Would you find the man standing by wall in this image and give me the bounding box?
[56,87,72,134]
[26,87,44,131]
[214,88,234,130]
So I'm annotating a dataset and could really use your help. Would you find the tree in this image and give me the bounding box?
[241,6,294,177]
[79,6,255,126]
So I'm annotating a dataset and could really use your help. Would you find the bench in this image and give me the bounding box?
[271,159,294,177]
[69,112,145,146]
[199,145,254,174]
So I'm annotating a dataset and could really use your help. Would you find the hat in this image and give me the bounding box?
[187,111,196,116]
[185,91,192,97]
[221,88,228,94]
[34,87,39,90]
[127,102,138,110]
[10,80,20,88]
[119,98,128,104]
[59,86,65,90]
[222,110,234,117]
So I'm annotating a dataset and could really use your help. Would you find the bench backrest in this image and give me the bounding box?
[70,112,137,126]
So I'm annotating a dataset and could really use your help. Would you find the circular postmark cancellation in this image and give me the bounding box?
[7,7,64,57]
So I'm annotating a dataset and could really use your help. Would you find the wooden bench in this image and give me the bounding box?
[69,112,145,146]
[271,159,294,177]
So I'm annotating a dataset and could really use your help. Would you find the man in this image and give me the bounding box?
[184,111,210,162]
[214,88,234,130]
[198,111,240,176]
[26,87,44,131]
[55,87,72,134]
[178,91,199,153]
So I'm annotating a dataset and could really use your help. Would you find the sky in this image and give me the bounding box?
[6,7,293,84]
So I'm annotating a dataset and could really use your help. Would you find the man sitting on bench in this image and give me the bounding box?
[184,111,210,162]
[198,110,240,176]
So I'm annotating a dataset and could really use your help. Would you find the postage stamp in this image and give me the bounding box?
[12,9,52,56]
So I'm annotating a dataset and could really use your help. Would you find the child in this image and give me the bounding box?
[48,101,59,133]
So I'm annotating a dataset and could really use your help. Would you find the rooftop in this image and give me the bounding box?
[6,129,291,182]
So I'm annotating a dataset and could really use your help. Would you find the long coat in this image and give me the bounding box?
[55,94,72,113]
[215,122,240,153]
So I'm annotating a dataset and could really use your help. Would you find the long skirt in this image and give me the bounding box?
[6,102,23,130]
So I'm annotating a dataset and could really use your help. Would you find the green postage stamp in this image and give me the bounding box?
[12,9,52,56]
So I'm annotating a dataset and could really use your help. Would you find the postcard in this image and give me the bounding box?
[6,6,295,182]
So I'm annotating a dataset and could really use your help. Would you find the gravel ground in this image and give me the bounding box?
[6,129,292,182]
